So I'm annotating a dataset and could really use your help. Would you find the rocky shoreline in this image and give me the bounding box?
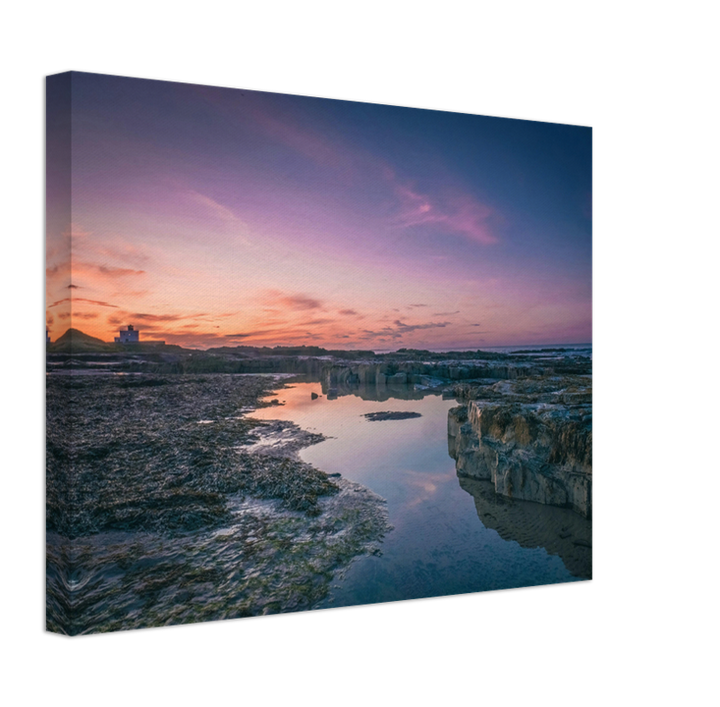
[47,346,592,523]
[46,373,390,633]
[47,345,592,631]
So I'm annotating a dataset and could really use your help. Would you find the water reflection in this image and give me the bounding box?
[252,381,583,607]
[265,379,593,579]
[456,477,592,579]
[321,378,431,402]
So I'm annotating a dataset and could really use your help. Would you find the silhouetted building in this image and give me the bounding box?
[115,325,140,343]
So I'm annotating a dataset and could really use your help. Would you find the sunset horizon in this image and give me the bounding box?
[49,324,592,353]
[46,72,591,351]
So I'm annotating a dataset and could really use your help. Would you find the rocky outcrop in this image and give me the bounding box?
[320,359,551,395]
[363,411,422,421]
[448,377,592,518]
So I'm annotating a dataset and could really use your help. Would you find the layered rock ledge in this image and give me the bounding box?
[447,376,592,518]
[323,360,548,390]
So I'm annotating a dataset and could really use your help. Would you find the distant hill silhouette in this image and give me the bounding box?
[49,328,116,353]
[48,328,183,354]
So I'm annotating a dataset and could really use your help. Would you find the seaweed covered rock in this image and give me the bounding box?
[46,375,346,538]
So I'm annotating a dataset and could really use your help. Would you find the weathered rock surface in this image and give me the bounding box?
[447,376,592,518]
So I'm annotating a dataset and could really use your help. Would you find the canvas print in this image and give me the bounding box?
[46,72,592,635]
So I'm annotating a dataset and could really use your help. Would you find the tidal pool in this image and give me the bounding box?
[252,381,585,610]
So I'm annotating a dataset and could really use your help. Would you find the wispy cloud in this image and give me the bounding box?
[358,319,451,341]
[77,297,119,308]
[252,104,354,174]
[184,191,252,246]
[107,312,187,326]
[264,290,324,311]
[54,225,164,318]
[195,86,357,176]
[94,240,152,269]
[391,180,499,245]
[187,190,239,222]
[98,265,146,278]
[47,299,68,308]
[136,328,232,348]
[392,319,450,335]
[298,317,335,326]
[48,297,118,309]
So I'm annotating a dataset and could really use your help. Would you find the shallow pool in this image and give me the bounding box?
[251,381,585,609]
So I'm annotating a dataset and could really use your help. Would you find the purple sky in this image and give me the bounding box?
[46,72,591,350]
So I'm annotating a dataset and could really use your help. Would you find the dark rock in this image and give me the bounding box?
[363,411,422,422]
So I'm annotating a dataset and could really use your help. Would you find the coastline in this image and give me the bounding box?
[46,345,591,632]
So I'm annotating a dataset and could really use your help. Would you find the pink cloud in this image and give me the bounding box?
[442,196,499,245]
[392,181,499,245]
[394,184,436,227]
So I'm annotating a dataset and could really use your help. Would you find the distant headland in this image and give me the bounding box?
[47,327,174,354]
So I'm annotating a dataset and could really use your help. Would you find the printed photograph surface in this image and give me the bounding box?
[46,72,592,634]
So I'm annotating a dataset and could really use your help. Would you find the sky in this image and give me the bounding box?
[46,72,591,350]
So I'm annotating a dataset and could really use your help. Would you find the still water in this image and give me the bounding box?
[252,382,583,609]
